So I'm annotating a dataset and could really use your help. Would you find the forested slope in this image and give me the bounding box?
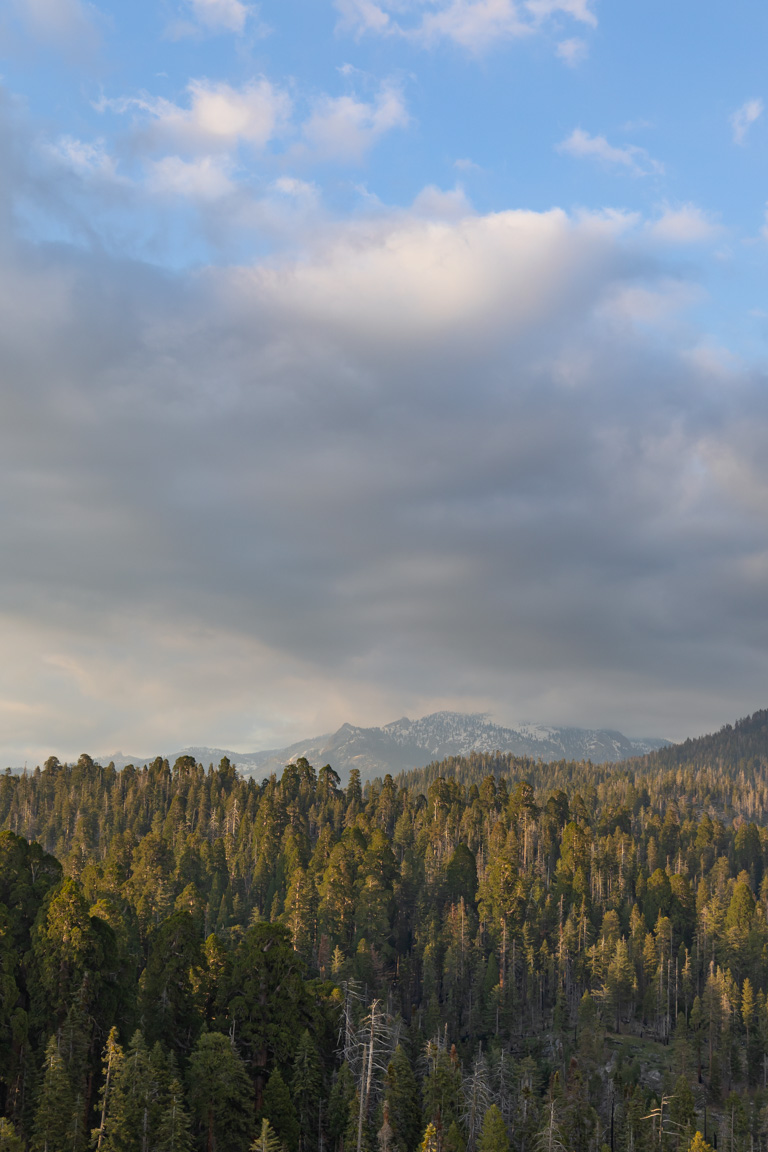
[3,714,768,1152]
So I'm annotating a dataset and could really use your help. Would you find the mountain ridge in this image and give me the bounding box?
[100,709,669,780]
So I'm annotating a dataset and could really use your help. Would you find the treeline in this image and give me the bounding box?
[4,717,768,1152]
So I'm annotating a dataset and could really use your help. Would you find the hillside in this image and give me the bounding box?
[2,719,768,1152]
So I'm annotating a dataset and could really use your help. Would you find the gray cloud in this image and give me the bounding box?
[1,99,767,762]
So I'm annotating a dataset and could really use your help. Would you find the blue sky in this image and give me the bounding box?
[0,0,767,762]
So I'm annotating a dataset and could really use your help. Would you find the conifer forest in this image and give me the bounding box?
[8,713,768,1152]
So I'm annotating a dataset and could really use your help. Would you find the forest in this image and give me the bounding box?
[5,711,768,1152]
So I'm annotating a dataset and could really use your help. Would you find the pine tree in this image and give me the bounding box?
[476,1108,507,1152]
[422,1046,461,1133]
[252,1121,284,1152]
[291,1031,322,1152]
[605,939,635,1032]
[384,1047,421,1152]
[92,1028,125,1152]
[0,1120,24,1152]
[262,1070,300,1152]
[328,1064,356,1152]
[156,1078,194,1152]
[100,1030,160,1152]
[670,1075,696,1147]
[31,1037,76,1152]
[442,1123,465,1152]
[187,1033,254,1152]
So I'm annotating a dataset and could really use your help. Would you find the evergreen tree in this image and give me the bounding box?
[31,1037,76,1152]
[422,1046,462,1133]
[476,1108,508,1152]
[187,1033,254,1152]
[252,1121,284,1152]
[156,1078,194,1152]
[384,1047,421,1152]
[140,910,205,1057]
[99,1030,159,1152]
[291,1031,322,1152]
[92,1028,125,1152]
[0,1121,24,1152]
[261,1070,300,1152]
[328,1064,356,1152]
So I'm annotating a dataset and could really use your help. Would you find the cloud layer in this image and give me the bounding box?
[1,89,766,763]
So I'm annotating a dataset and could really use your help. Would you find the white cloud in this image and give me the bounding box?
[417,0,530,51]
[101,78,292,155]
[558,128,663,176]
[526,0,596,27]
[302,80,408,162]
[334,0,596,52]
[335,0,391,34]
[50,135,118,180]
[648,203,720,244]
[145,155,235,200]
[187,0,250,33]
[556,37,587,66]
[731,98,763,145]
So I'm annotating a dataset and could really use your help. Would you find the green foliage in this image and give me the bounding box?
[0,1120,24,1152]
[8,721,768,1152]
[31,1037,76,1152]
[156,1078,194,1152]
[384,1047,421,1152]
[291,1032,321,1152]
[218,924,308,1078]
[187,1033,254,1152]
[260,1072,299,1152]
[477,1107,508,1152]
[140,910,206,1057]
[328,1064,355,1152]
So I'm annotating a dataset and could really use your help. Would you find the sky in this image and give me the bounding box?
[1,0,768,764]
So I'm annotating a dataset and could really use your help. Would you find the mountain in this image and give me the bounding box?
[240,712,668,779]
[99,711,667,780]
[632,706,768,774]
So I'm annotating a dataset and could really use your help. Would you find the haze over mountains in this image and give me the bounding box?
[104,710,669,781]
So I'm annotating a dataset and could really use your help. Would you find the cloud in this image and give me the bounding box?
[335,0,596,52]
[145,155,235,200]
[417,1,531,51]
[335,0,391,35]
[648,203,720,244]
[526,0,595,27]
[5,110,768,762]
[49,135,119,180]
[301,80,408,162]
[454,157,482,172]
[101,78,292,155]
[558,128,664,176]
[187,0,250,34]
[731,98,763,145]
[556,37,587,66]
